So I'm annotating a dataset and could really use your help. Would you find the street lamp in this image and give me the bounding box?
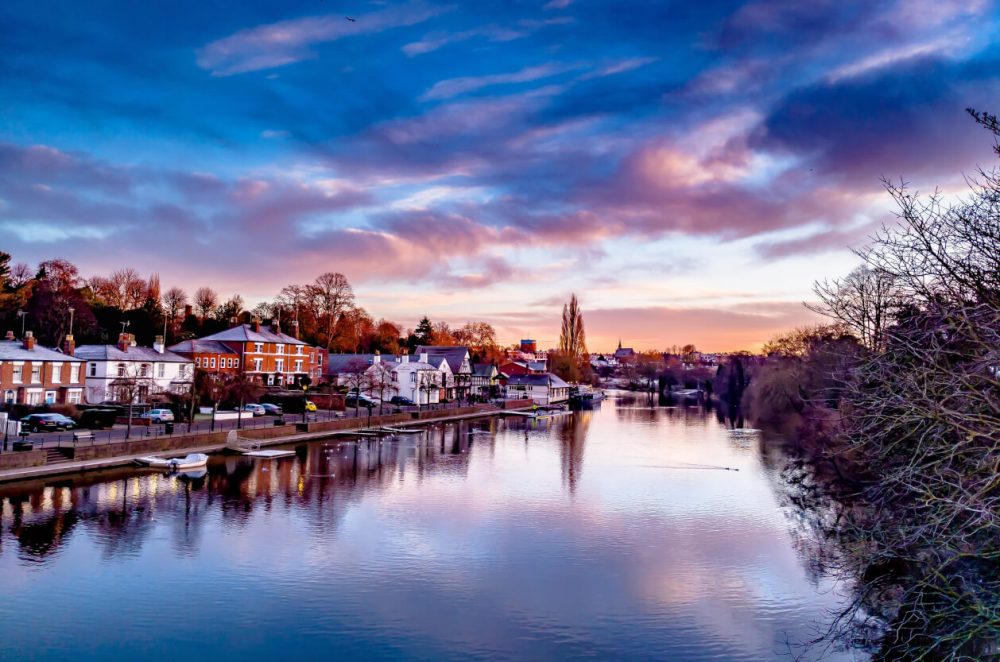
[16,310,27,337]
[68,307,75,336]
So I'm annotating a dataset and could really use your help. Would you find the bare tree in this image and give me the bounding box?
[341,359,372,416]
[8,262,32,289]
[369,360,395,414]
[808,264,900,350]
[163,287,187,336]
[308,272,354,350]
[194,287,218,319]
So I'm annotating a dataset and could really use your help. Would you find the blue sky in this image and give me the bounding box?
[2,0,1000,350]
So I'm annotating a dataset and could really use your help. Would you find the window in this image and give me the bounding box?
[253,358,262,372]
[234,358,240,368]
[294,360,303,373]
[31,364,41,383]
[195,357,202,368]
[210,357,216,368]
[276,344,284,355]
[68,391,81,404]
[52,363,62,384]
[89,362,97,377]
[27,391,42,405]
[228,358,234,368]
[4,390,14,403]
[157,363,165,378]
[297,345,303,355]
[254,343,263,353]
[139,364,149,377]
[71,364,81,383]
[117,363,126,377]
[275,359,284,373]
[12,364,23,383]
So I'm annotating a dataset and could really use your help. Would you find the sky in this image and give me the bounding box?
[2,0,1000,351]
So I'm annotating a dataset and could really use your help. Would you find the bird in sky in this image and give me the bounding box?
[345,16,356,22]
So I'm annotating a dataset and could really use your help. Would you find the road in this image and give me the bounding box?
[1,402,475,451]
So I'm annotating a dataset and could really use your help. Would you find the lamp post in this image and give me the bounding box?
[16,310,27,338]
[302,383,308,424]
[67,307,75,337]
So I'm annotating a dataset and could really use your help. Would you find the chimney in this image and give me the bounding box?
[153,335,165,354]
[5,330,13,341]
[117,332,130,353]
[401,354,410,364]
[63,334,75,356]
[272,318,281,335]
[23,331,35,351]
[289,320,299,339]
[252,317,261,333]
[373,353,381,364]
[419,352,428,364]
[183,304,193,318]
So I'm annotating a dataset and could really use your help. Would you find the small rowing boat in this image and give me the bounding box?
[135,453,209,471]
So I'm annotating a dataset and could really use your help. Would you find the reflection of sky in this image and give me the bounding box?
[0,399,860,660]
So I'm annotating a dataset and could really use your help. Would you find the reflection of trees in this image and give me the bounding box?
[556,412,591,494]
[0,424,484,566]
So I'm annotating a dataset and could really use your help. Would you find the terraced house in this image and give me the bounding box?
[75,333,194,404]
[0,331,85,405]
[170,319,324,386]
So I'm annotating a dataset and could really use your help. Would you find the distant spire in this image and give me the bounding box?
[617,338,622,350]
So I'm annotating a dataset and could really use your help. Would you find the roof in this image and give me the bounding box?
[75,345,192,363]
[199,323,308,346]
[414,345,470,373]
[0,340,83,362]
[326,354,382,374]
[614,347,635,358]
[167,339,240,356]
[472,363,497,377]
[506,373,570,388]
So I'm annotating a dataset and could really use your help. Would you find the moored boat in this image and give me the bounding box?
[135,453,209,471]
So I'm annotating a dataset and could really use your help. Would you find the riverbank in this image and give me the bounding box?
[0,400,535,484]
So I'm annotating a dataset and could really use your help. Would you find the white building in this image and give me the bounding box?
[75,334,194,404]
[326,352,448,405]
[504,373,571,405]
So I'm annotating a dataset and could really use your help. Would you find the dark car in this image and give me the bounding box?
[20,413,76,433]
[389,395,415,406]
[77,408,119,429]
[345,393,376,408]
[260,403,283,416]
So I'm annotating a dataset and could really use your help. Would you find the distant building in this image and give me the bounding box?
[0,331,85,405]
[520,339,537,353]
[414,345,472,399]
[470,363,501,398]
[614,340,636,363]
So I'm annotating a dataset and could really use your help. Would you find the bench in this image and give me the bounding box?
[73,431,94,443]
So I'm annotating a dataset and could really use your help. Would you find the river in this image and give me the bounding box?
[0,393,860,660]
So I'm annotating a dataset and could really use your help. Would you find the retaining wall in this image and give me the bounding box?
[0,449,47,470]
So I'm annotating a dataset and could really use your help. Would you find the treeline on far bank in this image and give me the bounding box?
[734,110,1000,660]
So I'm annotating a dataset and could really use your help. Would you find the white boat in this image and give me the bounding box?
[135,453,209,471]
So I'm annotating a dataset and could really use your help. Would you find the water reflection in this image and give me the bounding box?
[0,396,861,661]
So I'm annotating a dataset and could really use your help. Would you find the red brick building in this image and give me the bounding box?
[169,320,324,386]
[0,331,85,406]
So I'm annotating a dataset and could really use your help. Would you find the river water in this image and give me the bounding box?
[0,394,860,660]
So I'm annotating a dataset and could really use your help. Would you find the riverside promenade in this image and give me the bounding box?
[0,400,535,484]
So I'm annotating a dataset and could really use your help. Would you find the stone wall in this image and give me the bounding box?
[0,449,47,470]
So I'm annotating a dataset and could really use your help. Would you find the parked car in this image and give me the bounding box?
[241,403,266,417]
[260,403,283,416]
[345,393,376,408]
[389,395,415,406]
[142,409,175,423]
[20,413,76,433]
[304,400,318,412]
